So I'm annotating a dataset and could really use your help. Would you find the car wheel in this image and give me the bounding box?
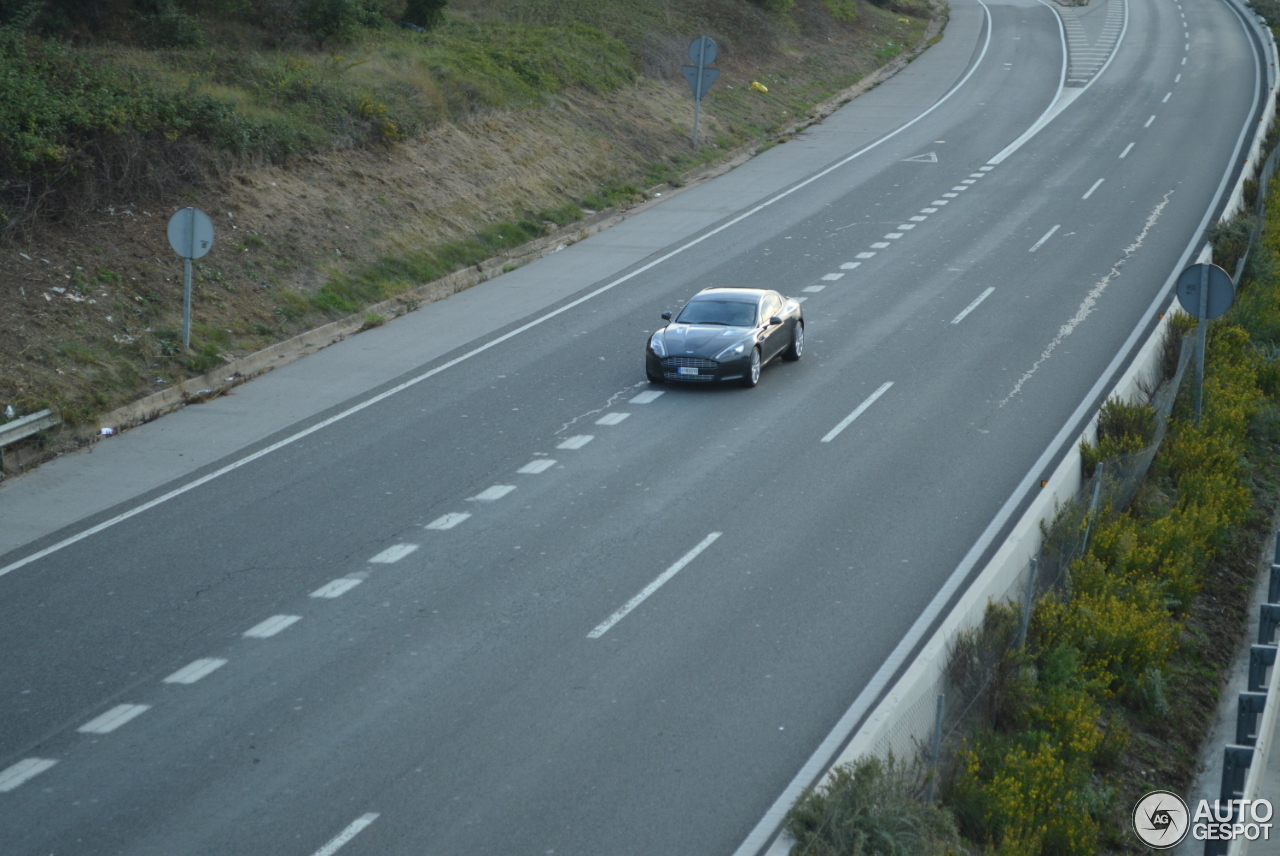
[741,347,762,388]
[783,322,803,361]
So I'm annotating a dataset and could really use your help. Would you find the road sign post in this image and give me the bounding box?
[1175,262,1234,425]
[681,37,720,148]
[166,208,215,349]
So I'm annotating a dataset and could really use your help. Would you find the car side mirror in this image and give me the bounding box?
[661,311,672,321]
[769,316,784,326]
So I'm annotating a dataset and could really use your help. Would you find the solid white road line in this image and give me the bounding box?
[588,532,722,638]
[1083,178,1104,200]
[630,390,664,404]
[822,272,844,280]
[471,484,516,501]
[517,459,557,474]
[596,412,630,426]
[0,758,57,792]
[840,262,861,270]
[310,813,381,856]
[426,512,471,530]
[1120,142,1135,158]
[164,658,228,684]
[951,288,996,325]
[78,704,150,734]
[310,578,363,599]
[557,435,594,450]
[368,544,419,564]
[820,382,894,443]
[0,0,1001,587]
[1028,224,1060,253]
[243,615,301,639]
[803,286,826,293]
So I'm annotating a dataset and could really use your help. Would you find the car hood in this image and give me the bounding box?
[659,324,752,356]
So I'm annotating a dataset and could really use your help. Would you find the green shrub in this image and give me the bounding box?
[786,755,961,856]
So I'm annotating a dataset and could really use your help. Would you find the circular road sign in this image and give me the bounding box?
[167,207,215,260]
[1175,263,1234,320]
[688,36,717,66]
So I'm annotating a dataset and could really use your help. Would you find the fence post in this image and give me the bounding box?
[926,693,944,803]
[1018,558,1037,648]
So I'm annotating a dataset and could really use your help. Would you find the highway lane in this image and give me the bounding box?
[0,0,1266,852]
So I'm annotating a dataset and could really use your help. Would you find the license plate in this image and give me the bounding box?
[678,366,699,376]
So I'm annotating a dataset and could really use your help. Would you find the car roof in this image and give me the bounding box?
[689,287,772,303]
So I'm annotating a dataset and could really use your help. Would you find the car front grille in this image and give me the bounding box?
[664,372,714,382]
[662,356,718,369]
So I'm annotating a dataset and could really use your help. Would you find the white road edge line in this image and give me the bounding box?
[164,658,228,684]
[310,813,381,856]
[0,0,998,585]
[1029,224,1060,252]
[951,288,996,325]
[820,382,894,443]
[0,758,58,792]
[1083,178,1104,199]
[588,532,722,638]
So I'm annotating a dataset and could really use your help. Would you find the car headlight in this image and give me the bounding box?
[649,332,667,357]
[715,340,750,361]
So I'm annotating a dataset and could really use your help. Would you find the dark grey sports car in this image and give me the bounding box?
[644,287,804,387]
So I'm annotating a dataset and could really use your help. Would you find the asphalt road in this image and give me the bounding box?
[0,0,1267,853]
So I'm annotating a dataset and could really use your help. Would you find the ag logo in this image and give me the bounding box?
[1133,790,1190,849]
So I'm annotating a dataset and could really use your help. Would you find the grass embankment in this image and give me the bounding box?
[787,160,1280,855]
[0,0,932,439]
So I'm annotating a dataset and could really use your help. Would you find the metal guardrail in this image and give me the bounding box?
[0,409,60,470]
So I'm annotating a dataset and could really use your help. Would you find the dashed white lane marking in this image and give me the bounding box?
[630,390,664,404]
[1144,115,1156,128]
[1029,224,1061,253]
[1083,178,1104,199]
[426,512,471,530]
[557,435,594,450]
[960,179,976,185]
[931,199,949,205]
[369,544,419,564]
[884,232,904,239]
[840,262,861,270]
[909,215,927,222]
[969,173,986,178]
[870,242,890,249]
[244,615,301,638]
[78,704,151,734]
[1120,142,1135,158]
[921,207,939,213]
[942,192,958,198]
[855,251,876,259]
[518,459,557,474]
[1181,56,1186,65]
[164,658,228,684]
[795,297,808,304]
[803,285,826,293]
[951,287,996,324]
[979,166,994,171]
[311,578,363,599]
[820,382,894,443]
[1175,73,1182,82]
[0,758,57,792]
[950,186,968,192]
[1162,92,1171,103]
[822,272,844,281]
[471,485,516,501]
[596,412,630,426]
[587,532,722,639]
[310,813,381,856]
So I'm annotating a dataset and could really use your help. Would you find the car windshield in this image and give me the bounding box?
[674,299,757,327]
